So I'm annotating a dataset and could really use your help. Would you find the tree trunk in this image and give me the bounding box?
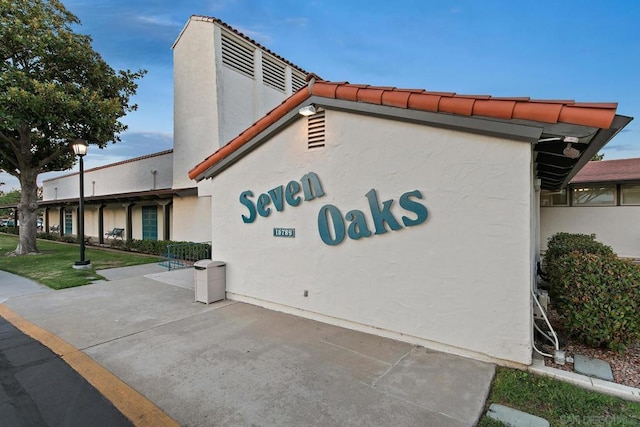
[15,168,39,254]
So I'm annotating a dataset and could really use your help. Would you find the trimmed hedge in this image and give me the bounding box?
[544,232,614,300]
[545,233,640,351]
[550,252,640,351]
[16,232,211,260]
[0,226,19,235]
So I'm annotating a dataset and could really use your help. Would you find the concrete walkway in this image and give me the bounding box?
[0,265,495,426]
[0,270,53,304]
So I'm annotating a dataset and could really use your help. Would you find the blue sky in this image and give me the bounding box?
[2,0,639,190]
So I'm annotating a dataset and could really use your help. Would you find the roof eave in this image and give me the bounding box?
[559,114,634,188]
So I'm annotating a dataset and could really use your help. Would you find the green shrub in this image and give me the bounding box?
[544,232,614,299]
[551,252,640,351]
[0,226,19,235]
[124,239,173,256]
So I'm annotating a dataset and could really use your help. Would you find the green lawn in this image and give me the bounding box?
[0,233,159,289]
[479,368,640,426]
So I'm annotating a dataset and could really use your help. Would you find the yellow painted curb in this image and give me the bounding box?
[0,305,179,427]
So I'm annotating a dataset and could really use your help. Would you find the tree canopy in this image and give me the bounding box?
[0,0,145,254]
[0,0,145,176]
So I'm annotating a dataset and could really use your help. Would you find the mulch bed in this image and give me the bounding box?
[537,309,640,389]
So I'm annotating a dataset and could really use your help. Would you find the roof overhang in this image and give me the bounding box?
[0,187,198,210]
[191,94,632,190]
[533,115,633,190]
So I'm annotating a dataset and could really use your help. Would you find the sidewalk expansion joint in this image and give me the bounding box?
[318,339,393,367]
[370,345,416,387]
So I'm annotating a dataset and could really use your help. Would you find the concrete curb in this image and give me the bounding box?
[529,357,640,402]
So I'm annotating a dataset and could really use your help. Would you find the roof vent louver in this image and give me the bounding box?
[291,71,306,92]
[221,32,255,78]
[307,111,325,149]
[262,56,286,92]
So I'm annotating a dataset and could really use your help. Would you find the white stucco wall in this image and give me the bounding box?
[541,206,640,258]
[172,195,212,243]
[173,20,219,190]
[173,19,307,189]
[209,110,533,365]
[42,152,173,201]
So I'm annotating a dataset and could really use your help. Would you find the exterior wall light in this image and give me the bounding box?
[562,137,580,159]
[298,105,317,116]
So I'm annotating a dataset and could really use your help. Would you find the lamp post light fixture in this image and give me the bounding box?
[72,139,91,269]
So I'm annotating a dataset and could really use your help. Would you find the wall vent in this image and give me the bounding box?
[307,111,325,149]
[221,32,255,78]
[262,56,286,92]
[291,71,306,92]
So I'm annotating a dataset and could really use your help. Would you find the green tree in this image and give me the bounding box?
[0,0,145,254]
[0,189,21,218]
[592,152,605,161]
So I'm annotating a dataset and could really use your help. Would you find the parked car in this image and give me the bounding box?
[1,219,15,227]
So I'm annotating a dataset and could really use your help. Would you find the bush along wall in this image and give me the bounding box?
[33,233,211,260]
[545,233,640,352]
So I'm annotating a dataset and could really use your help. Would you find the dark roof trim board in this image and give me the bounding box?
[560,116,633,187]
[32,187,198,210]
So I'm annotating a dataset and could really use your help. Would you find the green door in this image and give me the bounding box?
[142,206,158,241]
[64,210,73,235]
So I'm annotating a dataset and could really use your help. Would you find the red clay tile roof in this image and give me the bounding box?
[188,78,620,181]
[571,158,640,184]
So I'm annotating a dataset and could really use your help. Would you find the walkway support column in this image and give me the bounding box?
[44,207,50,233]
[124,203,134,242]
[98,204,105,244]
[58,207,64,236]
[159,200,172,241]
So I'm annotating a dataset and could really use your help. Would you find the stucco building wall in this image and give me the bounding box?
[42,152,173,200]
[541,206,640,258]
[209,110,534,364]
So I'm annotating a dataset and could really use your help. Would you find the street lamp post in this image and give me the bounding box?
[72,139,91,269]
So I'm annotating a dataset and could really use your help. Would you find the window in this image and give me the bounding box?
[572,186,615,206]
[540,190,568,206]
[142,206,158,241]
[621,184,640,205]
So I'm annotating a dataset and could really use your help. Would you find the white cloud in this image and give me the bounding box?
[136,14,182,27]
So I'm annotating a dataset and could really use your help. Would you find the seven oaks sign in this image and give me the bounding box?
[238,172,428,246]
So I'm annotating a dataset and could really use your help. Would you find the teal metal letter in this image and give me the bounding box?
[268,185,285,212]
[301,172,325,201]
[317,204,345,246]
[239,191,256,223]
[365,189,402,235]
[285,181,302,206]
[346,210,372,240]
[399,190,428,227]
[257,193,272,217]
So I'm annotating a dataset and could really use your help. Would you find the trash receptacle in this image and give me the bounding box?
[194,260,226,304]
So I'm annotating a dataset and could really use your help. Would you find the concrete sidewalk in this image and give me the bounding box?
[1,265,495,426]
